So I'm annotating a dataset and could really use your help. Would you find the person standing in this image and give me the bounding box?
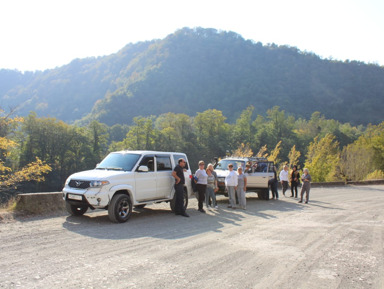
[279,165,289,197]
[236,167,247,209]
[207,163,217,179]
[206,168,218,210]
[299,168,312,204]
[245,163,252,174]
[207,163,218,207]
[195,160,208,213]
[269,167,279,200]
[290,165,300,198]
[171,158,189,217]
[225,164,238,209]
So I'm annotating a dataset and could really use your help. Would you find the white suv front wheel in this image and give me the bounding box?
[108,194,133,223]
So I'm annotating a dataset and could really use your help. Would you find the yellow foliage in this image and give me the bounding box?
[232,143,253,157]
[0,137,17,153]
[288,145,301,169]
[0,157,51,190]
[1,110,52,191]
[365,170,384,180]
[268,141,282,162]
[256,145,268,158]
[304,134,340,182]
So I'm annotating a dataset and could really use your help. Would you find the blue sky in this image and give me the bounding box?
[1,0,383,71]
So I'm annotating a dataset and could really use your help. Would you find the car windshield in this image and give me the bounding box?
[215,160,245,171]
[96,153,140,171]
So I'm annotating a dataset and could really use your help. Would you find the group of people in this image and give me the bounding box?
[193,160,249,212]
[269,165,312,203]
[172,158,312,218]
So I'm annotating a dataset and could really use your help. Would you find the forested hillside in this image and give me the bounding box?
[1,105,384,202]
[1,27,384,126]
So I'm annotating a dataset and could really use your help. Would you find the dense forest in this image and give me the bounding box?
[1,27,384,126]
[1,106,384,204]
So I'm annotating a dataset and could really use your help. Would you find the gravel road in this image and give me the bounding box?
[1,185,383,289]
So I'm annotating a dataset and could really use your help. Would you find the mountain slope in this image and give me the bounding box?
[84,28,384,125]
[1,27,383,125]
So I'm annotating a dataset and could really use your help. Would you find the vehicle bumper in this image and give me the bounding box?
[63,187,110,208]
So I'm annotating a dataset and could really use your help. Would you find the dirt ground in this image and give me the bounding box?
[0,185,383,289]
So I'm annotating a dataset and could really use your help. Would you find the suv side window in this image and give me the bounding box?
[173,154,189,170]
[156,155,172,171]
[137,156,155,172]
[268,162,274,172]
[255,162,268,172]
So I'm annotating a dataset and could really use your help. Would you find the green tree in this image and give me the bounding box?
[231,106,255,148]
[154,113,194,152]
[87,120,109,162]
[340,121,384,181]
[0,110,51,201]
[113,116,157,150]
[253,106,296,163]
[20,113,98,190]
[193,109,230,161]
[304,134,340,182]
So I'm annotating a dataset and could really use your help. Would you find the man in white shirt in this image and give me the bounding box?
[225,164,238,208]
[279,165,289,197]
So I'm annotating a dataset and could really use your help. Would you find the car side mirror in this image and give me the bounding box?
[138,165,149,172]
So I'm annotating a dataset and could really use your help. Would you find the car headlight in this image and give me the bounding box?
[90,180,110,187]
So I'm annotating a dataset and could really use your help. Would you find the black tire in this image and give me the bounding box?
[170,188,188,212]
[257,189,270,200]
[66,202,88,216]
[134,204,146,209]
[108,194,132,223]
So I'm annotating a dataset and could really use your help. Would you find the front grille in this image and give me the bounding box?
[68,179,90,189]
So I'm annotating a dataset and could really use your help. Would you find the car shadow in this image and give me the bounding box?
[62,192,341,240]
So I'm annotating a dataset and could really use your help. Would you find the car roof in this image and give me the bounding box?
[220,157,268,161]
[112,150,186,155]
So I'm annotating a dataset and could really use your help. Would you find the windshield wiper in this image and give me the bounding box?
[106,167,123,171]
[96,167,123,171]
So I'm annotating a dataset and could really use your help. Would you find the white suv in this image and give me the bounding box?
[62,151,192,223]
[214,157,275,200]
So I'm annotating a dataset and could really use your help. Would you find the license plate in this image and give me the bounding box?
[68,194,82,201]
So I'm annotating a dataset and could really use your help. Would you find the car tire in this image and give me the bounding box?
[66,202,88,216]
[257,189,269,200]
[170,188,188,212]
[108,194,132,223]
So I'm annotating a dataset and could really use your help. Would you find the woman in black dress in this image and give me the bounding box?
[290,165,300,198]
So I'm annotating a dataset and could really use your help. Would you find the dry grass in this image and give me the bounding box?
[0,197,17,222]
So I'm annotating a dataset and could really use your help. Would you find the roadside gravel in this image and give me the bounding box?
[0,185,383,289]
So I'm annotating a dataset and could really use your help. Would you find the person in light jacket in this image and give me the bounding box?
[279,165,289,197]
[236,167,247,209]
[195,160,208,213]
[225,163,238,209]
[299,168,312,204]
[207,163,218,207]
[206,168,218,209]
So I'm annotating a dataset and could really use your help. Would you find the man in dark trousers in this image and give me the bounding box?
[172,158,190,217]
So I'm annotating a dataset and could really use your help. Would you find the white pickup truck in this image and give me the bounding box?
[214,157,275,200]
